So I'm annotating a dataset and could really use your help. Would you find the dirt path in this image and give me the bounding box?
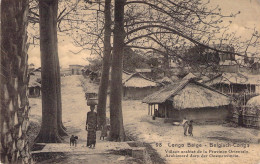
[30,76,140,164]
[60,75,93,144]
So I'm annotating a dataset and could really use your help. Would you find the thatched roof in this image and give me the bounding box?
[123,73,162,88]
[183,73,196,80]
[143,80,188,104]
[122,71,132,83]
[170,75,179,82]
[157,77,173,85]
[29,71,41,88]
[247,95,260,107]
[204,72,260,85]
[135,68,152,73]
[142,79,231,109]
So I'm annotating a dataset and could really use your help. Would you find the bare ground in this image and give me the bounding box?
[29,75,260,164]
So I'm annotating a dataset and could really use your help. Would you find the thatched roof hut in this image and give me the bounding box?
[204,72,260,95]
[28,70,41,97]
[28,71,41,88]
[123,72,161,88]
[123,72,163,99]
[143,79,230,107]
[157,77,173,85]
[143,79,233,122]
[183,73,197,80]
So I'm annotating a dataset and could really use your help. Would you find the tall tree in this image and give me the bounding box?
[1,0,32,163]
[53,0,68,137]
[97,0,112,129]
[28,0,68,137]
[35,0,62,143]
[109,0,126,141]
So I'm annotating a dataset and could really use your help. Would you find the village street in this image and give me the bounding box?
[29,75,260,164]
[29,75,137,164]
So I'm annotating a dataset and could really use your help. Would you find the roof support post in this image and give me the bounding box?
[151,104,155,116]
[148,104,150,115]
[164,104,167,118]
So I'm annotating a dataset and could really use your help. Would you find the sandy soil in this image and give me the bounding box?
[29,75,260,164]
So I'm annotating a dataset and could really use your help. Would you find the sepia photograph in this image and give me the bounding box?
[1,0,260,163]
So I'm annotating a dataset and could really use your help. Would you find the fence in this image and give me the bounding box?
[232,105,260,129]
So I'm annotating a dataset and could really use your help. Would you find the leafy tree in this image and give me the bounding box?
[123,47,150,72]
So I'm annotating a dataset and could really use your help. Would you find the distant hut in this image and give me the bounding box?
[69,65,84,75]
[123,72,163,99]
[143,79,233,123]
[157,77,173,85]
[28,70,41,97]
[204,72,259,96]
[182,72,197,80]
[135,68,153,79]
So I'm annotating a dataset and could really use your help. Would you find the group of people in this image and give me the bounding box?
[85,105,194,148]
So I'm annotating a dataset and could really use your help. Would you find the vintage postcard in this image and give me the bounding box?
[1,0,260,164]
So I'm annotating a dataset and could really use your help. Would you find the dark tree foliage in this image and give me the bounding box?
[123,47,150,73]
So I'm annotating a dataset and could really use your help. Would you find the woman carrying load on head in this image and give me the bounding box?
[86,104,97,148]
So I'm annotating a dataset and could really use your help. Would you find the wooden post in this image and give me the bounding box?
[165,105,167,118]
[151,104,155,116]
[148,104,150,115]
[150,104,152,116]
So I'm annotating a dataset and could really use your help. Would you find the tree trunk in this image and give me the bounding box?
[35,0,62,143]
[1,0,32,163]
[97,0,112,129]
[52,0,68,136]
[109,0,126,141]
[163,53,170,76]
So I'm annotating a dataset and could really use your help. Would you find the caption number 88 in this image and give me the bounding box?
[156,143,162,147]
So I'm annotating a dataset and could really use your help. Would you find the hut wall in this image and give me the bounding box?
[158,102,172,118]
[123,86,160,99]
[213,84,230,93]
[161,104,231,123]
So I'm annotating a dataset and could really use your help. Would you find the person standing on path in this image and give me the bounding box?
[188,120,193,136]
[182,117,189,136]
[86,105,97,148]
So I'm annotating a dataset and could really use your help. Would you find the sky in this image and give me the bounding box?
[27,0,260,68]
